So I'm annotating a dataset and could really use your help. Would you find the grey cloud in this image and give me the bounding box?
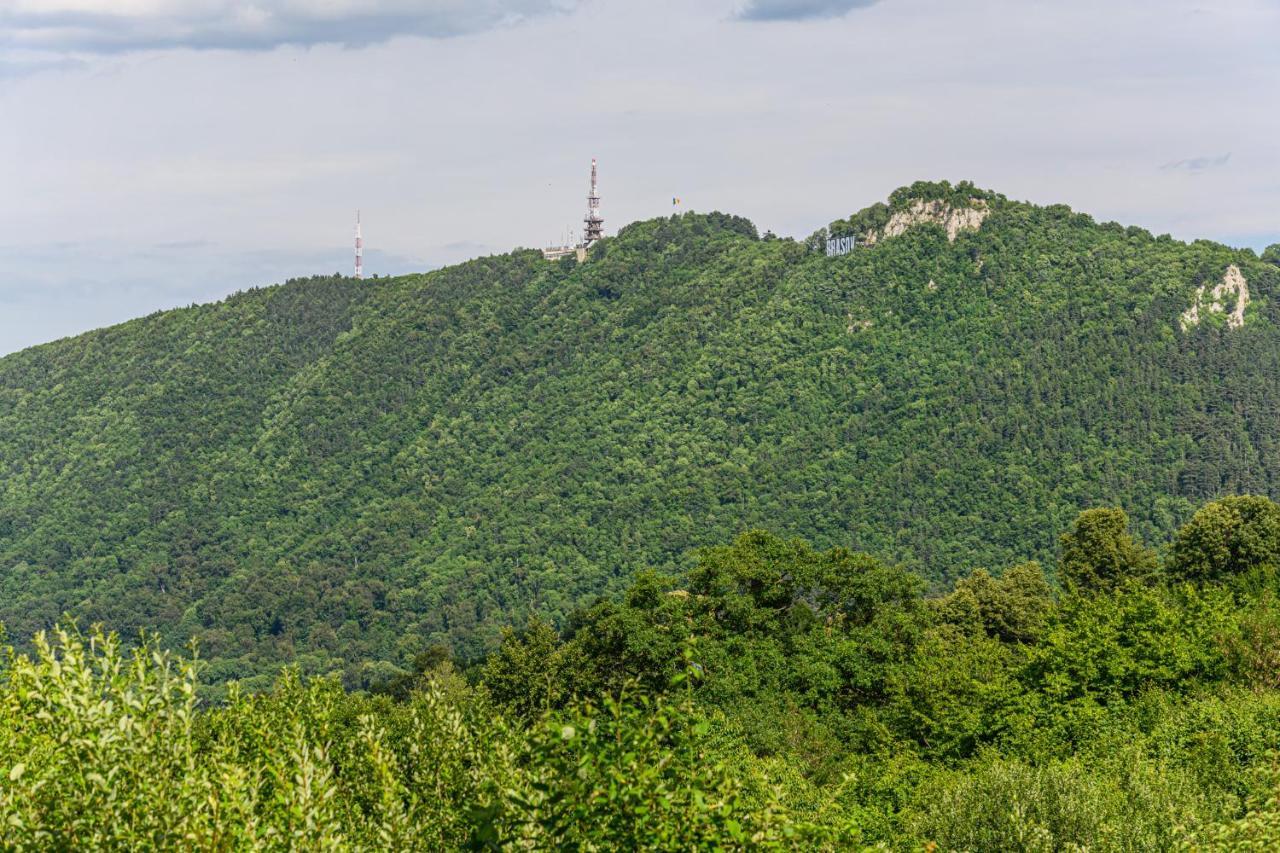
[0,1,577,56]
[441,240,495,253]
[1161,153,1231,172]
[735,0,880,21]
[3,0,1278,355]
[0,53,85,77]
[152,240,214,250]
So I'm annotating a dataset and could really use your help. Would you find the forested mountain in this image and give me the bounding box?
[2,180,1279,687]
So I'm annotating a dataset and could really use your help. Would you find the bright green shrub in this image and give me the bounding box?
[0,625,821,850]
[496,690,824,849]
[905,752,1209,852]
[0,626,219,848]
[1187,754,1280,851]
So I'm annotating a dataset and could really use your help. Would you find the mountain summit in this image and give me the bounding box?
[2,181,1278,687]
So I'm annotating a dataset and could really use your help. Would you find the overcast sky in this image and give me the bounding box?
[1,0,1277,355]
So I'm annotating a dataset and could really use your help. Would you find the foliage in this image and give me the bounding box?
[5,500,1280,846]
[1221,592,1280,690]
[1169,494,1280,584]
[503,689,819,849]
[931,561,1054,642]
[0,625,818,850]
[1191,755,1280,851]
[1057,508,1158,593]
[476,616,568,718]
[904,751,1211,852]
[2,185,1279,690]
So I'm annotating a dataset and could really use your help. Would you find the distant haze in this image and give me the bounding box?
[1,0,1277,355]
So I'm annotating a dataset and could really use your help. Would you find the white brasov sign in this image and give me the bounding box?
[826,235,857,257]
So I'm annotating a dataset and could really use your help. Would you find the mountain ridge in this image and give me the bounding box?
[3,181,1279,687]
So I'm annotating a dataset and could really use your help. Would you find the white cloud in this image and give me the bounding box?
[0,0,578,55]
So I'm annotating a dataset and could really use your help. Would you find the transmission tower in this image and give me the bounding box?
[354,210,364,279]
[583,158,603,246]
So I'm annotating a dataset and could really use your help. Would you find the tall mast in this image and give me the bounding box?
[583,158,603,245]
[354,210,364,279]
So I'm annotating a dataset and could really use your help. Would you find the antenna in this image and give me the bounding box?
[354,210,364,279]
[583,158,603,246]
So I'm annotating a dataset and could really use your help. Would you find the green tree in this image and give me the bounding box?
[479,616,570,718]
[883,626,1025,760]
[935,562,1054,643]
[1169,495,1280,584]
[1222,593,1280,691]
[1058,508,1158,594]
[1030,582,1232,701]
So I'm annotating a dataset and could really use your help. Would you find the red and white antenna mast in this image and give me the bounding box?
[583,158,603,245]
[354,210,364,279]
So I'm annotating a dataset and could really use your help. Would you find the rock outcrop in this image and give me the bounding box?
[1180,264,1250,331]
[865,199,990,245]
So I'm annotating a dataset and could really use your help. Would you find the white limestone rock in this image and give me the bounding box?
[1180,264,1250,332]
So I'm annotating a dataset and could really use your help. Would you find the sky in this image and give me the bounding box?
[1,0,1277,355]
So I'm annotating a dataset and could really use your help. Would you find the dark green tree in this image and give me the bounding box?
[1168,495,1280,584]
[937,562,1054,643]
[1058,508,1158,594]
[478,616,570,718]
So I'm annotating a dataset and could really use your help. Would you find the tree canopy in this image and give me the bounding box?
[2,182,1278,688]
[6,501,1280,847]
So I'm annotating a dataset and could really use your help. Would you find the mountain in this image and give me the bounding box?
[2,180,1278,687]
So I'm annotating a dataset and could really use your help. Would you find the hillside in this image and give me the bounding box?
[9,502,1280,847]
[2,180,1279,687]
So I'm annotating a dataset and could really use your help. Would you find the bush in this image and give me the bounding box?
[0,625,823,850]
[906,752,1209,851]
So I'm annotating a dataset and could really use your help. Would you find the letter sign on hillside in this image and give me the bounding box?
[826,235,857,257]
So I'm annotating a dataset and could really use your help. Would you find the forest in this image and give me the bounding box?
[1,180,1279,694]
[6,497,1280,848]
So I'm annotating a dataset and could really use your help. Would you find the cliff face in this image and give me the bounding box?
[864,198,990,245]
[1180,264,1250,331]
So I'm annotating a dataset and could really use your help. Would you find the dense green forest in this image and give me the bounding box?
[7,498,1280,848]
[2,180,1280,688]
